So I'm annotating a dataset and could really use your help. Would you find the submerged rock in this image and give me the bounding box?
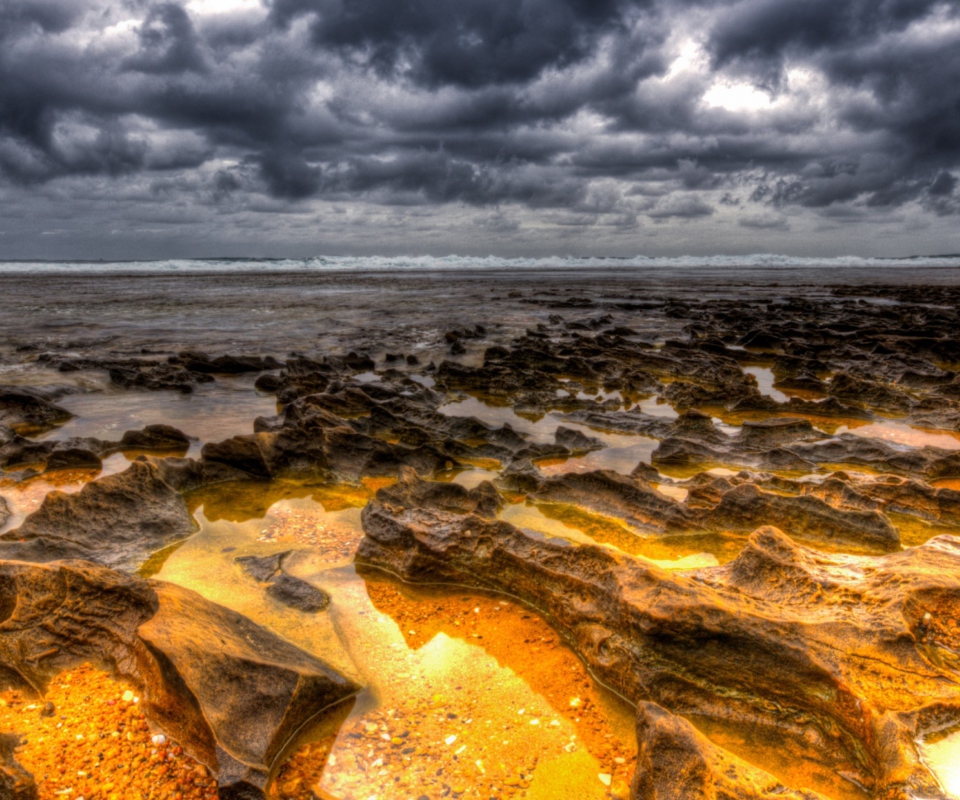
[265,572,330,613]
[1,461,196,571]
[0,559,359,799]
[236,551,331,613]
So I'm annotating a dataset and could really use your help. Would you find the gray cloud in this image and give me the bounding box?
[0,0,958,258]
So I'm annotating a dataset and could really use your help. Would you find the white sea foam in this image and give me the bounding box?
[1,253,959,275]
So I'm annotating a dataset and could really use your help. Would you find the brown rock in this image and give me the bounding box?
[358,481,960,797]
[0,390,72,435]
[1,461,196,571]
[0,559,359,799]
[632,703,825,800]
[0,732,37,800]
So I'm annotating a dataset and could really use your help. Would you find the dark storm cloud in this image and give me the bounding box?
[269,0,630,88]
[0,0,959,254]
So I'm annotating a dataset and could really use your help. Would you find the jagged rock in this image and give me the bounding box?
[702,483,900,552]
[528,469,696,533]
[554,426,604,454]
[735,417,822,448]
[0,560,359,799]
[171,352,283,375]
[497,457,543,493]
[0,732,37,800]
[378,467,501,518]
[653,429,960,481]
[1,462,196,571]
[0,391,72,434]
[358,482,960,796]
[630,461,660,482]
[632,703,826,800]
[201,435,272,480]
[109,363,209,393]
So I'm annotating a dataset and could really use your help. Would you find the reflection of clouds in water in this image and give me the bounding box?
[36,374,277,453]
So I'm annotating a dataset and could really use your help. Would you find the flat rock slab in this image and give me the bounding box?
[0,461,196,572]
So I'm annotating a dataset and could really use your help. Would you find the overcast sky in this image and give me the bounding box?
[1,0,958,260]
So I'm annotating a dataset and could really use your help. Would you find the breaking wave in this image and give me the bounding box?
[1,253,959,274]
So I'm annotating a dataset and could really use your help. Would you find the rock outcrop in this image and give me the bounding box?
[0,732,37,800]
[357,472,960,797]
[0,390,72,435]
[0,559,359,798]
[0,462,196,571]
[632,703,826,800]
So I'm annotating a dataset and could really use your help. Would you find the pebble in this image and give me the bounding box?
[0,663,219,800]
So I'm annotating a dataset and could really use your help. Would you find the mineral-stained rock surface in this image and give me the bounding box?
[357,472,960,797]
[0,732,37,800]
[632,702,826,800]
[0,559,359,798]
[0,461,196,571]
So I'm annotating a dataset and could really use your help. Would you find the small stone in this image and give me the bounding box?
[598,773,612,786]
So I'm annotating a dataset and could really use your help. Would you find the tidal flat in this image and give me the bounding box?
[3,265,960,800]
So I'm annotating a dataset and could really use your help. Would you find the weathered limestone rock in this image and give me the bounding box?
[0,560,359,798]
[378,466,501,518]
[357,474,960,797]
[527,469,696,533]
[0,461,196,571]
[702,483,900,552]
[632,703,826,800]
[0,732,37,800]
[0,390,72,434]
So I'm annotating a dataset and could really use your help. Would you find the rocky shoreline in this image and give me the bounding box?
[3,274,960,798]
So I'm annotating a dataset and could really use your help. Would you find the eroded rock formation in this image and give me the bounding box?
[0,461,196,571]
[0,559,359,798]
[358,471,960,798]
